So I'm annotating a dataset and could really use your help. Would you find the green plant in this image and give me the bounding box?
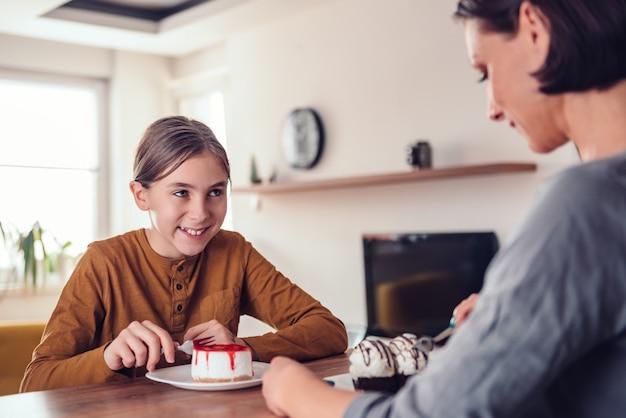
[1,220,73,287]
[17,222,48,286]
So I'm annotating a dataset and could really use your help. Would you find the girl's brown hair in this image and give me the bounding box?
[133,115,230,188]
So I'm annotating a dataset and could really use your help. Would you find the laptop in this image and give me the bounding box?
[361,231,499,340]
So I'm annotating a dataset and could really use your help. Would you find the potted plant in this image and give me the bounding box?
[18,222,48,287]
[0,220,74,289]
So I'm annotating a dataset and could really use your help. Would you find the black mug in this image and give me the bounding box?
[407,141,432,169]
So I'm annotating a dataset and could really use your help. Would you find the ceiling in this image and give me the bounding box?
[0,0,326,57]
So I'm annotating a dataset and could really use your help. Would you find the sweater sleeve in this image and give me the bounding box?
[238,243,348,362]
[20,247,130,392]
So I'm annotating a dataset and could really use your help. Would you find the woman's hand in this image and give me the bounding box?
[183,319,257,359]
[262,356,358,418]
[262,357,311,417]
[453,293,479,328]
[103,320,175,372]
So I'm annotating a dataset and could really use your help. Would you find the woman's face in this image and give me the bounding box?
[138,151,228,259]
[463,15,569,153]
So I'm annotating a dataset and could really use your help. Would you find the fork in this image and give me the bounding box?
[163,337,213,356]
[412,317,456,353]
[161,340,193,355]
[176,340,194,355]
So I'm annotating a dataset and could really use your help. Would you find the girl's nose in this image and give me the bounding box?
[188,199,208,221]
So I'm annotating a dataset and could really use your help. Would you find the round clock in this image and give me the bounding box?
[281,108,325,169]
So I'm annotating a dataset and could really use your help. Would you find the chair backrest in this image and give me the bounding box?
[0,320,46,395]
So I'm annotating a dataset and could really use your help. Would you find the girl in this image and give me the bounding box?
[21,115,347,391]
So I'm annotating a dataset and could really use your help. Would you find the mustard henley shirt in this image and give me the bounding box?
[20,229,347,391]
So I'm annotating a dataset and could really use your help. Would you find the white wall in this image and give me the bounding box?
[108,51,174,235]
[177,0,579,331]
[1,0,580,331]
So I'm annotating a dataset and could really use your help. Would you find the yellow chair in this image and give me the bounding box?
[375,272,463,334]
[0,320,46,396]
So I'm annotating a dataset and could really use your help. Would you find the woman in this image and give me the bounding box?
[20,116,347,391]
[262,0,626,416]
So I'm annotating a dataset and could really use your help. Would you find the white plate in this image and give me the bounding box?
[146,362,269,391]
[324,373,355,391]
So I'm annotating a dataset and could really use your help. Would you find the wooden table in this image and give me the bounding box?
[0,352,350,417]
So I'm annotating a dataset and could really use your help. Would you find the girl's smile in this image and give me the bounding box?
[131,151,229,259]
[178,226,208,237]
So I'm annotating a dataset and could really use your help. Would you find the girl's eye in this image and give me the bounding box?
[174,190,188,197]
[208,189,223,197]
[477,71,488,83]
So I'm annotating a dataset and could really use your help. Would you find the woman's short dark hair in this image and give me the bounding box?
[133,115,230,188]
[454,0,626,94]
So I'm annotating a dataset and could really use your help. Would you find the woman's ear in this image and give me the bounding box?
[518,1,551,58]
[129,180,150,211]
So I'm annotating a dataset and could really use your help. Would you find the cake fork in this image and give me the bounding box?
[412,317,456,353]
[164,337,213,356]
[176,340,194,355]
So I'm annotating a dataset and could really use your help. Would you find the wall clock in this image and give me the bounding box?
[281,108,325,169]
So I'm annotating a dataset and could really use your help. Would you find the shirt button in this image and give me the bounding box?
[177,265,183,272]
[176,283,183,291]
[177,304,183,311]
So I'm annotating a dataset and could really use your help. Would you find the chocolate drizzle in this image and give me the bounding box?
[387,334,428,372]
[358,339,395,368]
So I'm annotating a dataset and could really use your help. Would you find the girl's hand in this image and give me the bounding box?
[183,319,257,359]
[453,293,479,328]
[104,320,175,372]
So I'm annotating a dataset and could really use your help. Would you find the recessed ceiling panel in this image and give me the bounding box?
[55,0,213,22]
[0,0,333,57]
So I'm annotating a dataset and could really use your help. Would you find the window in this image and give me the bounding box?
[176,87,232,230]
[0,70,107,285]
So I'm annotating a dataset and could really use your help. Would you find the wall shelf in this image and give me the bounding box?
[232,162,537,195]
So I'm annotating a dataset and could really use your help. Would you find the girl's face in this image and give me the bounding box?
[133,151,228,259]
[463,9,569,153]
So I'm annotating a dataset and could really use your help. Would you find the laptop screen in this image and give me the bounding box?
[363,231,499,338]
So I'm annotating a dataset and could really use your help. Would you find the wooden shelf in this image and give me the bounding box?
[232,162,537,195]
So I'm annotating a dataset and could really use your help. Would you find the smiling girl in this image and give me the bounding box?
[20,116,347,391]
